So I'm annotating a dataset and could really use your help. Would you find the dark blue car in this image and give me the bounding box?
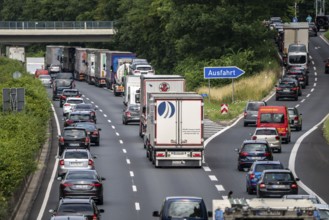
[246,160,284,194]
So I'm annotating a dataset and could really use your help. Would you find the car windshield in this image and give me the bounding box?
[70,114,91,121]
[64,151,88,159]
[63,129,86,138]
[279,82,294,88]
[63,91,79,96]
[66,171,97,180]
[255,129,277,135]
[128,105,140,111]
[243,144,267,152]
[167,201,203,218]
[260,113,284,123]
[255,164,283,172]
[55,80,72,87]
[67,99,84,104]
[247,102,264,111]
[57,204,93,214]
[264,173,294,183]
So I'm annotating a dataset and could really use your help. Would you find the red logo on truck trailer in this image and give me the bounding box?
[159,82,170,92]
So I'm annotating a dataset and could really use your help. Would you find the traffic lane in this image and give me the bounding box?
[296,123,329,203]
[311,34,329,69]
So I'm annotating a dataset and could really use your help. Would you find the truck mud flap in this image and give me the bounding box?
[156,160,202,168]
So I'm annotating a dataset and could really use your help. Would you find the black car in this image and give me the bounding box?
[275,81,299,101]
[153,196,212,220]
[64,111,95,127]
[58,170,105,205]
[71,104,97,123]
[286,67,309,88]
[58,127,90,156]
[235,140,273,171]
[256,169,299,198]
[49,198,104,220]
[73,122,101,146]
[309,22,318,37]
[59,89,81,108]
[122,104,140,125]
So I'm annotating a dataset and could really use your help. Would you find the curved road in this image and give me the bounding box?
[28,35,329,220]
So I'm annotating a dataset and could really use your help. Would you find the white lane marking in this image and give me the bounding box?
[313,66,316,71]
[215,185,225,191]
[86,97,90,100]
[222,196,228,199]
[126,159,131,164]
[91,101,94,104]
[314,83,317,87]
[306,94,310,98]
[82,95,85,97]
[99,109,103,112]
[116,132,120,136]
[119,140,123,144]
[135,202,140,211]
[123,149,127,153]
[301,99,305,103]
[295,104,300,108]
[107,119,111,123]
[203,166,211,172]
[209,175,218,181]
[37,103,61,220]
[312,61,315,65]
[130,171,134,177]
[311,88,314,92]
[112,125,115,129]
[315,72,317,76]
[132,185,137,192]
[315,78,317,82]
[309,55,313,59]
[103,114,107,118]
[289,113,329,205]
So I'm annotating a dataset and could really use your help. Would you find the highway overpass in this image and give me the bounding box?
[0,21,115,44]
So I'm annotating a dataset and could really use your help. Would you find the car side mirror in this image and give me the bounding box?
[101,177,106,181]
[234,148,239,152]
[93,155,97,159]
[295,177,300,181]
[99,209,105,213]
[57,177,62,181]
[153,211,160,217]
[49,209,55,213]
[98,128,102,131]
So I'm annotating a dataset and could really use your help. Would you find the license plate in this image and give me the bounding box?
[172,161,185,165]
[272,185,287,189]
[69,143,80,146]
[171,152,186,155]
[253,157,262,160]
[75,185,89,189]
[70,162,83,166]
[283,89,290,92]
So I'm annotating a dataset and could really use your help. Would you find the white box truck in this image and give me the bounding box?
[85,49,98,85]
[123,75,141,105]
[46,45,64,68]
[144,92,204,168]
[74,48,88,81]
[94,49,109,87]
[6,46,25,63]
[26,57,45,74]
[139,74,185,137]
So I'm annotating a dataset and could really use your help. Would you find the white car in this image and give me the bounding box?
[130,64,154,75]
[38,75,52,87]
[251,127,282,153]
[63,97,84,116]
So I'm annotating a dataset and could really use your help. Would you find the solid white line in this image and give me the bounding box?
[315,78,317,82]
[116,132,120,136]
[215,185,225,191]
[126,159,131,164]
[209,175,218,181]
[103,114,107,118]
[311,88,314,92]
[130,171,134,177]
[37,103,60,220]
[306,94,310,98]
[82,95,85,97]
[99,109,103,112]
[119,140,123,144]
[135,202,140,211]
[107,119,111,123]
[301,99,305,103]
[289,113,329,204]
[132,185,137,192]
[314,83,317,87]
[203,166,211,172]
[123,149,127,153]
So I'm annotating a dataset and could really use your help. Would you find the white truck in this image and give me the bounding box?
[212,198,316,220]
[74,48,88,81]
[144,92,204,168]
[85,49,98,85]
[6,46,25,63]
[123,75,141,105]
[25,57,45,74]
[139,74,185,138]
[94,49,109,87]
[46,45,64,69]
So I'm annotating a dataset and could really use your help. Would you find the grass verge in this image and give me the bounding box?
[323,116,329,144]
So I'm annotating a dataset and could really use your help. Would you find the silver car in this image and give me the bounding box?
[57,149,96,177]
[38,75,52,88]
[288,107,302,131]
[243,101,267,127]
[251,127,282,153]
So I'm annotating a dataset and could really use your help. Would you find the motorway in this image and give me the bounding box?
[29,35,329,220]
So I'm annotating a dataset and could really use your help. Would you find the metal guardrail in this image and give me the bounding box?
[0,21,114,29]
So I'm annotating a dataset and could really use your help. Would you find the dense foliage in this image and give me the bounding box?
[0,57,51,218]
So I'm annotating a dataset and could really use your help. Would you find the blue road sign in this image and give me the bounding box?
[204,66,245,79]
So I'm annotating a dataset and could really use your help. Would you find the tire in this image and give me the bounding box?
[317,18,325,26]
[98,197,103,205]
[295,96,298,101]
[95,141,99,146]
[243,122,247,127]
[238,164,243,171]
[247,185,253,195]
[275,96,279,101]
[278,148,282,153]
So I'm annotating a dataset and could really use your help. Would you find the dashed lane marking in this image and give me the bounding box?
[116,132,120,136]
[203,166,211,172]
[123,149,127,153]
[99,109,103,112]
[306,94,310,98]
[301,99,305,103]
[126,159,131,164]
[209,175,218,181]
[103,114,107,118]
[135,203,140,211]
[130,171,134,177]
[119,140,123,144]
[107,119,111,123]
[311,88,314,92]
[112,125,115,129]
[91,101,94,104]
[315,78,317,81]
[295,104,300,108]
[215,185,225,191]
[314,66,316,70]
[314,83,317,87]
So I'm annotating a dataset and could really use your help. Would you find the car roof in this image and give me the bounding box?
[70,111,91,114]
[255,127,277,130]
[63,148,90,153]
[66,97,83,101]
[165,196,203,201]
[60,198,94,204]
[262,169,292,173]
[243,140,268,144]
[66,169,97,175]
[252,160,282,165]
[50,216,87,220]
[64,126,86,131]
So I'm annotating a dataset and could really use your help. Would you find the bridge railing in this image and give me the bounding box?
[0,21,114,29]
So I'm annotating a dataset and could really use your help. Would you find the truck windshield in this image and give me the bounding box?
[289,55,307,64]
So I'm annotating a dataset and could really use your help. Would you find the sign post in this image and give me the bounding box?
[204,66,245,103]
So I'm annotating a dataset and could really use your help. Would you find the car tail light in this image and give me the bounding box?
[85,137,90,144]
[259,183,266,188]
[92,214,98,220]
[264,152,271,157]
[294,116,299,121]
[291,87,298,91]
[59,159,64,166]
[240,152,248,157]
[62,183,73,187]
[156,152,165,157]
[92,130,98,135]
[59,136,64,143]
[251,136,257,140]
[192,152,201,157]
[61,95,66,99]
[243,111,247,118]
[276,87,282,91]
[249,173,255,179]
[90,111,95,116]
[64,103,70,107]
[125,111,131,117]
[133,70,140,74]
[275,136,280,140]
[66,119,73,125]
[88,159,94,166]
[291,183,298,189]
[90,183,102,187]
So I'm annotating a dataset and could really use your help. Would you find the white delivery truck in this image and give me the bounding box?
[85,49,98,85]
[74,48,88,81]
[123,75,141,105]
[94,49,109,87]
[139,74,185,138]
[46,45,64,69]
[212,198,316,220]
[26,57,45,74]
[6,46,25,63]
[144,92,204,168]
